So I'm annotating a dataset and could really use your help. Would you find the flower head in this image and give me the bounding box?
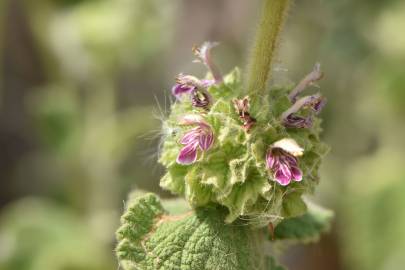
[176,115,214,165]
[266,138,303,186]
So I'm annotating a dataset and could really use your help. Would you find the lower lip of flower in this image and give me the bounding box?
[172,84,195,99]
[266,148,303,186]
[176,118,214,165]
[177,142,199,165]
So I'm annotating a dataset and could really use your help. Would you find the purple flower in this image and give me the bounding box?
[280,63,326,129]
[171,74,199,100]
[283,114,313,129]
[281,94,326,129]
[172,84,195,98]
[171,42,221,104]
[171,75,214,109]
[266,139,303,186]
[176,115,214,165]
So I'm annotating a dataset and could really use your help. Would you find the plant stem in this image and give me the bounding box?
[246,0,290,105]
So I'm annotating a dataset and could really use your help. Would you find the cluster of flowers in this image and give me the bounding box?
[171,42,326,187]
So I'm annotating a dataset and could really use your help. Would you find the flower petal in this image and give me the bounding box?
[272,138,304,157]
[172,84,194,99]
[180,129,199,145]
[176,143,199,165]
[266,151,277,169]
[283,114,313,129]
[291,166,303,182]
[198,130,214,151]
[283,155,298,167]
[179,115,206,126]
[201,79,215,87]
[274,166,292,186]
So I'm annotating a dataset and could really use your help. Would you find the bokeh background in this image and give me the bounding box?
[0,0,404,269]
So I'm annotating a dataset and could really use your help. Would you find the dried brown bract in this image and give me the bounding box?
[233,96,256,131]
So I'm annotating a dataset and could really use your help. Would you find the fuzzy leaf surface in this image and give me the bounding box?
[116,192,282,270]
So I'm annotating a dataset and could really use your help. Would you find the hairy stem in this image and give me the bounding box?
[246,0,290,105]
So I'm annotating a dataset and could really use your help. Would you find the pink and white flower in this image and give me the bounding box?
[176,115,214,165]
[281,94,327,129]
[171,74,213,109]
[266,138,304,186]
[281,63,327,129]
[171,74,201,99]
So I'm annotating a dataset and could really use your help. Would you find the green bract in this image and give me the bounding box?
[159,68,329,227]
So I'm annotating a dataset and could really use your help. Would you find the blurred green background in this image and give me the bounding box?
[0,0,404,269]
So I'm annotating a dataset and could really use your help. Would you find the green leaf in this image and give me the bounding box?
[281,193,307,218]
[274,202,333,243]
[116,192,276,270]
